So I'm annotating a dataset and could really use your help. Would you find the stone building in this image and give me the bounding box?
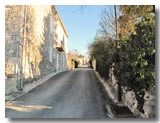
[5,5,68,94]
[78,55,88,65]
[66,52,80,69]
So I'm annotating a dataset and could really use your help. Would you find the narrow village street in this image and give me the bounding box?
[5,5,155,119]
[5,68,107,118]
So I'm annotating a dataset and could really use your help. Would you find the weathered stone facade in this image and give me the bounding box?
[5,5,68,94]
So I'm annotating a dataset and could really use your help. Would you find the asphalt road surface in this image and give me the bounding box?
[5,68,106,118]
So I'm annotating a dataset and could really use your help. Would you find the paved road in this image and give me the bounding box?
[5,68,106,118]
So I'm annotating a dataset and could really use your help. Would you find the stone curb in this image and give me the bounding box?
[5,69,67,101]
[94,70,145,118]
[94,70,118,104]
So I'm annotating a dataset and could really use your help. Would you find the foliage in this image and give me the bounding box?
[113,14,155,112]
[118,5,154,38]
[89,34,113,79]
[89,5,155,113]
[99,7,120,40]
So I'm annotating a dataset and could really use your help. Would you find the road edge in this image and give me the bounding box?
[94,70,118,104]
[93,70,118,118]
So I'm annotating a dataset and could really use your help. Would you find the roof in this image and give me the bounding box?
[79,55,85,58]
[51,5,68,38]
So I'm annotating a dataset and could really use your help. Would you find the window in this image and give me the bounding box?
[49,46,52,62]
[56,53,59,71]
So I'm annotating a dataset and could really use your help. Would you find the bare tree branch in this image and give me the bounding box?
[98,6,120,40]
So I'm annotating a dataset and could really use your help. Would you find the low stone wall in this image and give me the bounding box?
[121,88,144,117]
[121,87,155,118]
[109,68,155,118]
[5,79,18,95]
[143,88,155,118]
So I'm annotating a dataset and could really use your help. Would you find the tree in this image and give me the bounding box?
[99,6,120,40]
[118,5,154,38]
[89,33,113,79]
[113,14,155,112]
[89,5,155,114]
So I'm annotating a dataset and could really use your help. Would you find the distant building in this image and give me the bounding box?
[66,51,89,69]
[78,55,85,65]
[66,52,79,69]
[5,5,68,94]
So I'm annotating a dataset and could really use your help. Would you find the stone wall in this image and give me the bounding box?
[109,67,155,118]
[5,5,24,76]
[5,5,25,94]
[5,5,68,94]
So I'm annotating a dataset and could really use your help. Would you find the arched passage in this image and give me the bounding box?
[71,59,79,69]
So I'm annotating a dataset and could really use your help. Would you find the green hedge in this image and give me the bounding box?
[113,15,155,112]
[89,14,155,113]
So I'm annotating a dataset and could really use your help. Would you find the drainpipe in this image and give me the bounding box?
[20,5,27,90]
[16,18,20,89]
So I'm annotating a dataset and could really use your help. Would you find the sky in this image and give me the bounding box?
[55,5,113,56]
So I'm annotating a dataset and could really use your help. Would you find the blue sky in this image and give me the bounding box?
[55,5,113,56]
